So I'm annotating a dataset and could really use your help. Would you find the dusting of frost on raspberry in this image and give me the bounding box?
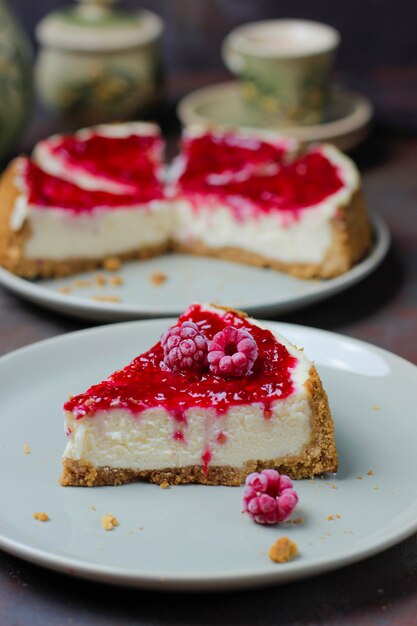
[242,469,298,525]
[161,321,208,372]
[208,326,258,377]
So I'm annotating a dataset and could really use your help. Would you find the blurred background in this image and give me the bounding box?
[15,0,417,75]
[11,0,417,130]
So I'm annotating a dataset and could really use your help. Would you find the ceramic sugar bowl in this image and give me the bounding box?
[35,0,164,126]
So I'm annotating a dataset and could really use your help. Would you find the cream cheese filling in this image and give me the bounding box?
[22,201,171,260]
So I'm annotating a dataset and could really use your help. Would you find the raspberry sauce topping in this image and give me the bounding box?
[49,132,163,190]
[180,132,287,180]
[64,304,297,422]
[178,135,344,219]
[25,161,164,212]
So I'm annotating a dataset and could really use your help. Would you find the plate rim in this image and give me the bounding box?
[177,80,374,141]
[0,319,416,591]
[0,213,390,322]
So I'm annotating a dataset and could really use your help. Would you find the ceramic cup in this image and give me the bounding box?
[222,19,340,127]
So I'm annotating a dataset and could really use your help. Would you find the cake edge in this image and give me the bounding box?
[172,190,373,280]
[0,159,169,279]
[60,365,338,487]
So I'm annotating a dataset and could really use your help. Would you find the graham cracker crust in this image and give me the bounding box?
[60,366,338,487]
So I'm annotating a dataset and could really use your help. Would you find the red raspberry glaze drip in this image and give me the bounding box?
[180,132,287,179]
[50,133,162,190]
[26,161,164,211]
[179,136,344,218]
[64,305,297,422]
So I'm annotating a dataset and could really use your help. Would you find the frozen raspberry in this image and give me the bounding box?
[208,326,258,377]
[161,321,208,372]
[242,469,298,525]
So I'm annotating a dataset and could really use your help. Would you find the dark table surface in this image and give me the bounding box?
[1,71,417,625]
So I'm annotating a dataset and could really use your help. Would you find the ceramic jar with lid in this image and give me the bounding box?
[35,0,164,126]
[0,0,32,161]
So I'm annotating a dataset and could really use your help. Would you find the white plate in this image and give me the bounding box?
[177,81,374,152]
[0,319,416,591]
[0,214,389,322]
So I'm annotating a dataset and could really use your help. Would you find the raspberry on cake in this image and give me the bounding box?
[60,303,338,487]
[0,123,170,279]
[171,128,372,278]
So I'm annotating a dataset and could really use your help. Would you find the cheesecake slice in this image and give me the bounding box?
[171,128,372,279]
[0,123,170,278]
[61,304,338,487]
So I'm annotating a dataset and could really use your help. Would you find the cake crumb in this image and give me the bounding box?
[23,443,31,455]
[103,256,121,271]
[102,514,119,530]
[268,537,298,563]
[160,481,170,489]
[367,470,375,476]
[110,275,124,286]
[330,484,338,489]
[33,512,49,522]
[335,514,341,519]
[372,405,380,410]
[95,274,107,287]
[91,295,121,303]
[356,476,363,480]
[73,279,91,288]
[150,271,167,286]
[58,287,71,294]
[286,517,304,525]
[91,505,96,511]
[326,515,334,521]
[374,486,380,491]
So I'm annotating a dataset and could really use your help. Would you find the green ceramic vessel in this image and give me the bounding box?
[0,0,32,161]
[35,0,164,126]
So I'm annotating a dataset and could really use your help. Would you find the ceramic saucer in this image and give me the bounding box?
[177,81,373,151]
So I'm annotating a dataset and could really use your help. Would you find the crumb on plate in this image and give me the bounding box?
[109,275,124,286]
[91,295,121,303]
[268,537,298,563]
[73,279,91,288]
[58,287,71,295]
[326,515,334,521]
[367,470,375,476]
[23,443,31,455]
[150,271,167,286]
[33,512,49,522]
[95,274,107,287]
[160,481,170,489]
[102,514,119,531]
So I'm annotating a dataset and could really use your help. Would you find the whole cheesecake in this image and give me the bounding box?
[0,124,372,280]
[61,303,338,487]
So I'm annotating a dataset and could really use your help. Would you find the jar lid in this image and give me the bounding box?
[36,5,163,51]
